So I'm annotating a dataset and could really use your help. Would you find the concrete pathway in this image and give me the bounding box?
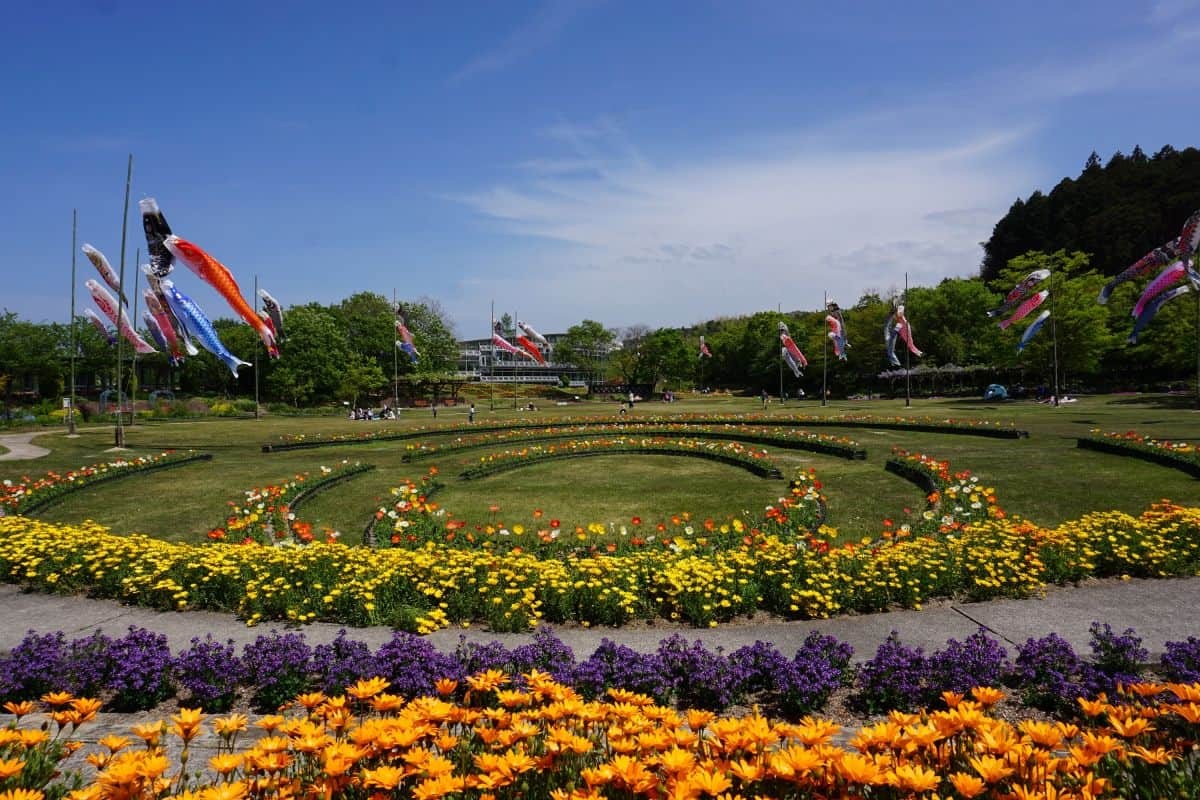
[2,576,1196,661]
[0,432,51,461]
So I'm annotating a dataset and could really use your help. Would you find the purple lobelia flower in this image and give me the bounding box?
[928,628,1009,701]
[1011,632,1084,716]
[175,635,245,712]
[62,631,116,700]
[242,630,313,712]
[0,630,68,702]
[107,627,175,712]
[1084,622,1147,697]
[1161,636,1200,683]
[375,632,463,697]
[655,634,745,712]
[510,628,577,684]
[851,631,930,714]
[776,632,854,718]
[572,639,672,704]
[312,630,380,695]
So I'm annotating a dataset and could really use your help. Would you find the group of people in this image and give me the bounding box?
[350,405,397,421]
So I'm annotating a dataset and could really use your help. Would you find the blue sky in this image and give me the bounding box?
[3,0,1199,337]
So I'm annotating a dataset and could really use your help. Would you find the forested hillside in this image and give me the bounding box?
[981,146,1200,283]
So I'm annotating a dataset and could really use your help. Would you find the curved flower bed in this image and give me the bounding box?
[403,423,865,462]
[9,674,1200,800]
[459,437,783,480]
[2,488,1197,632]
[0,451,211,516]
[1079,430,1200,478]
[884,449,1000,538]
[372,468,826,556]
[207,461,375,546]
[262,412,1025,452]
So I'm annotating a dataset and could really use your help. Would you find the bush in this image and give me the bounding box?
[0,631,68,702]
[1161,636,1200,683]
[175,635,244,712]
[1011,633,1084,715]
[242,631,313,712]
[1085,622,1147,696]
[572,640,672,703]
[928,629,1009,700]
[107,627,174,712]
[851,631,929,714]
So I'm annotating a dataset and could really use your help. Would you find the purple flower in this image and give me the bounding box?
[241,631,313,712]
[851,631,929,714]
[1162,636,1200,683]
[107,627,175,712]
[573,639,672,703]
[312,630,379,695]
[0,630,68,702]
[375,632,463,697]
[175,635,245,712]
[928,629,1009,698]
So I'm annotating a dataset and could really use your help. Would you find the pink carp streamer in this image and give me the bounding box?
[894,306,923,356]
[83,309,116,345]
[86,280,156,355]
[825,303,848,361]
[999,290,1048,330]
[699,335,712,358]
[778,323,808,368]
[1131,263,1186,319]
[493,322,534,360]
[81,244,128,306]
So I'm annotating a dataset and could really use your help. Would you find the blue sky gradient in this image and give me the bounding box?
[4,0,1199,335]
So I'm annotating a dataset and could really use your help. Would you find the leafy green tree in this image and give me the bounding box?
[337,352,388,407]
[334,292,395,375]
[905,278,1006,367]
[266,304,350,406]
[993,251,1114,388]
[400,298,459,375]
[554,319,615,385]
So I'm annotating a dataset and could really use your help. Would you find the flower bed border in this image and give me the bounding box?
[261,413,1025,451]
[404,426,865,462]
[11,452,213,516]
[1078,436,1200,479]
[459,443,784,480]
[287,462,377,512]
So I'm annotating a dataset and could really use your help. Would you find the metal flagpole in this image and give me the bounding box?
[821,292,829,407]
[904,273,912,408]
[114,154,132,448]
[1050,269,1061,407]
[254,275,261,419]
[392,289,399,411]
[68,209,78,436]
[489,301,495,411]
[777,304,784,405]
[129,247,140,425]
[512,309,518,410]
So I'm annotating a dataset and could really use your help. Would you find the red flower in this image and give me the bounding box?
[550,519,561,529]
[631,516,642,526]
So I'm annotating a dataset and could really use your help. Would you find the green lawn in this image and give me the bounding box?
[3,393,1198,543]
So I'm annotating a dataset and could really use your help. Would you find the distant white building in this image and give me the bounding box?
[457,332,609,387]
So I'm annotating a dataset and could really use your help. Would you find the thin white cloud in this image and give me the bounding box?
[450,120,1039,332]
[450,0,599,83]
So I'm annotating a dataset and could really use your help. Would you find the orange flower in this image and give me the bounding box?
[889,763,940,793]
[969,754,1014,783]
[948,771,987,798]
[836,753,884,785]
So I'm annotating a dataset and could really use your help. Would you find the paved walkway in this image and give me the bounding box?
[0,432,51,461]
[2,576,1196,661]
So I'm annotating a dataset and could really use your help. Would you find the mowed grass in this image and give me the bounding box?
[2,393,1197,544]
